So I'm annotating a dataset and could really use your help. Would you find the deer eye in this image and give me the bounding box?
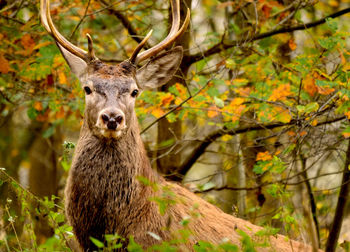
[84,86,92,95]
[131,89,138,97]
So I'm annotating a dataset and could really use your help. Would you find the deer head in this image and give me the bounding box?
[40,0,189,139]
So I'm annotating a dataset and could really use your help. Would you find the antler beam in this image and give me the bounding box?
[40,0,96,62]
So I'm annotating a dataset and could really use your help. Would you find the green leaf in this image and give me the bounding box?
[200,181,216,191]
[214,96,224,108]
[212,79,225,86]
[226,58,236,69]
[305,102,319,113]
[27,107,38,120]
[127,236,144,252]
[90,237,104,248]
[207,87,220,97]
[318,37,337,50]
[326,18,338,32]
[42,125,55,138]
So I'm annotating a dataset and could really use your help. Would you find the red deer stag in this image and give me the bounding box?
[41,0,313,251]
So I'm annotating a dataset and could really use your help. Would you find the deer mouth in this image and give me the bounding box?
[99,125,126,139]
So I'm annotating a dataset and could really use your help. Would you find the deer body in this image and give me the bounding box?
[40,0,312,251]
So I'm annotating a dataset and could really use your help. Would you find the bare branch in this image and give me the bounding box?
[177,116,346,177]
[98,0,149,46]
[69,0,91,39]
[184,7,350,65]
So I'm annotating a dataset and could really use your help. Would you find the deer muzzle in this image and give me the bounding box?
[96,108,126,138]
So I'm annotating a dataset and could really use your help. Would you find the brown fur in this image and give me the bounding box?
[63,57,313,251]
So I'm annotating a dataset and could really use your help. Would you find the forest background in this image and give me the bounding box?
[0,0,350,251]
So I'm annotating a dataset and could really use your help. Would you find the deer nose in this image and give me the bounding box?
[101,113,124,130]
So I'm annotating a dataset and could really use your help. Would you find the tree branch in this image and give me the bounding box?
[183,7,350,65]
[98,0,149,46]
[176,116,346,178]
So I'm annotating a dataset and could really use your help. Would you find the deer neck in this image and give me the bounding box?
[71,115,158,201]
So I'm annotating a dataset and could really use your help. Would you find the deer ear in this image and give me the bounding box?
[136,46,183,90]
[56,43,88,80]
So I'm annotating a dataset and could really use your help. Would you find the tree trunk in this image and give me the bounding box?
[325,138,350,252]
[156,0,192,177]
[28,125,63,244]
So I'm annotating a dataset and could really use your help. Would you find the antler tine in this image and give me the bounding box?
[130,0,190,64]
[41,0,96,62]
[129,30,153,65]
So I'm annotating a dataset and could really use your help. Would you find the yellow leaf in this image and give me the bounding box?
[278,108,292,123]
[58,72,67,85]
[311,119,318,126]
[329,0,339,7]
[230,98,245,106]
[222,134,232,141]
[151,107,164,118]
[33,41,52,50]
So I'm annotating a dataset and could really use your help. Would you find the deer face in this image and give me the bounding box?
[81,62,135,139]
[80,48,183,139]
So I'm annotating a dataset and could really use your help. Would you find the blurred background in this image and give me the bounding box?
[0,0,350,250]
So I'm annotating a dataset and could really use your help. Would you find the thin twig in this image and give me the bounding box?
[70,0,92,40]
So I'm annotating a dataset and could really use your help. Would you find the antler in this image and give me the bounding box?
[40,0,190,64]
[40,0,97,62]
[129,0,190,64]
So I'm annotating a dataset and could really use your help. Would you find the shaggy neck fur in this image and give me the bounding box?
[65,114,162,250]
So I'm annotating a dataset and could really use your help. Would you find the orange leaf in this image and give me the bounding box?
[269,84,291,101]
[299,131,307,137]
[33,101,43,111]
[303,75,317,96]
[345,111,350,120]
[21,34,35,50]
[56,107,65,119]
[256,151,272,161]
[160,93,174,107]
[288,39,297,51]
[207,106,219,118]
[235,87,251,97]
[311,119,318,126]
[317,86,334,95]
[175,83,187,98]
[287,131,296,136]
[343,132,350,138]
[261,5,272,18]
[0,54,10,74]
